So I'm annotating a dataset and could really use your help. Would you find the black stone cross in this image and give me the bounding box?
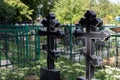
[73,10,110,80]
[38,12,64,80]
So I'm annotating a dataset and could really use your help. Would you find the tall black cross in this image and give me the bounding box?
[73,10,110,80]
[38,12,64,80]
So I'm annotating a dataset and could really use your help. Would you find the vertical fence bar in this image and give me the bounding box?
[26,25,29,60]
[16,26,20,66]
[5,25,8,67]
[37,26,40,59]
[0,42,1,67]
[70,24,73,60]
[35,29,37,60]
[115,34,118,67]
[34,26,40,60]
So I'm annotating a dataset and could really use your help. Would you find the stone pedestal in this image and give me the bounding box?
[40,68,60,80]
[77,76,86,80]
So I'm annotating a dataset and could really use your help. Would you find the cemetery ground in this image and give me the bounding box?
[1,52,120,80]
[1,26,120,80]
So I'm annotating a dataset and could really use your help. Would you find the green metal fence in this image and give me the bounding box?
[0,23,119,68]
[0,24,41,67]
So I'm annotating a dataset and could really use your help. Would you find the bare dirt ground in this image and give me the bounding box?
[103,56,120,68]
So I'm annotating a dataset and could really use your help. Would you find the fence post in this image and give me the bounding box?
[35,26,40,59]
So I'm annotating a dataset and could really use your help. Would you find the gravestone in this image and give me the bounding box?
[38,12,64,80]
[0,60,12,68]
[73,10,110,80]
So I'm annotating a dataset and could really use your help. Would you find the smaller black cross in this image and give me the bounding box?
[38,12,64,80]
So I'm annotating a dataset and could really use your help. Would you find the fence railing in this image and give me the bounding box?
[0,24,41,67]
[0,24,120,67]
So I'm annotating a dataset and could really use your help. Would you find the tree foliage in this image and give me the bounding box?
[52,0,120,24]
[20,0,40,19]
[20,0,56,19]
[1,0,120,23]
[52,0,91,24]
[0,0,33,23]
[4,0,33,21]
[0,0,15,22]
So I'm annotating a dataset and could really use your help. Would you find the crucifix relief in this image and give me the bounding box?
[73,10,110,80]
